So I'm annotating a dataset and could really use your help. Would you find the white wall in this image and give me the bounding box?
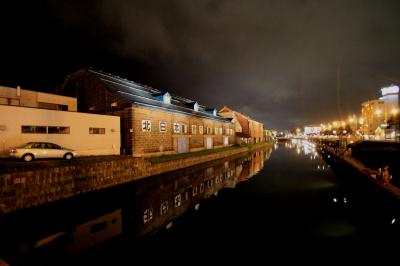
[0,105,120,156]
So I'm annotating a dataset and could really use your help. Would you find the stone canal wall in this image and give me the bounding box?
[0,142,272,214]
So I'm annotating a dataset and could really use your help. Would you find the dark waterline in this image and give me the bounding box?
[1,141,399,265]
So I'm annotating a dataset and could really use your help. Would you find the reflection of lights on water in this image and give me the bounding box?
[328,165,330,168]
[317,165,320,169]
[391,218,396,225]
[322,165,325,170]
[166,221,173,230]
[343,198,347,204]
[274,144,278,150]
[296,148,301,155]
[214,191,218,196]
[195,203,200,210]
[333,198,337,203]
[327,155,330,158]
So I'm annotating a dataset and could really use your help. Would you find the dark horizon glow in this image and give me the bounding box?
[1,0,400,130]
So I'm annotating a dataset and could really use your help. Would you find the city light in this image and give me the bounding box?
[381,85,399,96]
[391,108,398,115]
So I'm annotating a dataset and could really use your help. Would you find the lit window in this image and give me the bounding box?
[142,120,151,132]
[215,127,218,134]
[191,125,197,134]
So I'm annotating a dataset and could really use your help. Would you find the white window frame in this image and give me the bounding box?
[199,125,204,134]
[160,201,168,215]
[143,207,153,224]
[159,121,167,132]
[173,123,181,133]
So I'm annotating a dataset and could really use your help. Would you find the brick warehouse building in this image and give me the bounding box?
[60,68,235,156]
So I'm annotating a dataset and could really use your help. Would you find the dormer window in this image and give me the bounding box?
[206,108,217,116]
[163,92,171,104]
[193,102,199,112]
[111,101,118,107]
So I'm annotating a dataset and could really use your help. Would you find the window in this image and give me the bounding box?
[219,128,223,135]
[48,126,70,134]
[142,120,151,132]
[199,125,204,134]
[181,124,188,133]
[163,93,171,104]
[159,121,167,132]
[143,208,153,224]
[199,183,204,193]
[206,127,211,134]
[215,127,218,135]
[46,143,61,149]
[173,123,181,133]
[21,126,46,134]
[191,125,197,134]
[38,102,68,111]
[111,101,118,107]
[89,127,105,134]
[192,186,198,196]
[160,201,168,215]
[174,194,182,207]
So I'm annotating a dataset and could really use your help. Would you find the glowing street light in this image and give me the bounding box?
[391,108,399,115]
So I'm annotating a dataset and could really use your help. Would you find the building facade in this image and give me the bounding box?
[361,99,385,136]
[0,85,77,111]
[60,68,235,156]
[218,106,264,144]
[0,86,120,157]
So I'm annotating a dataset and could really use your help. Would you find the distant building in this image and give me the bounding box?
[60,68,235,156]
[361,85,399,139]
[304,126,321,136]
[218,106,264,144]
[0,86,120,156]
[361,99,385,136]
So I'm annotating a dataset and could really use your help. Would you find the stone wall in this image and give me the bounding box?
[0,143,271,214]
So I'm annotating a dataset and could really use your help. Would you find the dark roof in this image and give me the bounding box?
[87,68,230,122]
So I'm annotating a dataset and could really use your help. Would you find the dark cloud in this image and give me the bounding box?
[2,0,400,129]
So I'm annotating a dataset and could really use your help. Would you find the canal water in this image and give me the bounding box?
[0,140,399,265]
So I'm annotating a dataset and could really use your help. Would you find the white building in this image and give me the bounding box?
[0,86,120,157]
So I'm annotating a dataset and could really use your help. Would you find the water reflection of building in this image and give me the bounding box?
[1,147,272,261]
[123,147,272,237]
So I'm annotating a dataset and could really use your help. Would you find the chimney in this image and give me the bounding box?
[17,86,21,97]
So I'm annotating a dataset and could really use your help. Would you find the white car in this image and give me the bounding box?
[9,142,78,162]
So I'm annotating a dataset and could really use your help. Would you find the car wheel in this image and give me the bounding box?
[23,153,34,162]
[64,153,73,160]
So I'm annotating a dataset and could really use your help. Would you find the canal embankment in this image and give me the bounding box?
[319,143,400,200]
[0,142,272,214]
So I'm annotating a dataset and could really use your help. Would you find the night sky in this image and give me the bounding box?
[2,0,400,130]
